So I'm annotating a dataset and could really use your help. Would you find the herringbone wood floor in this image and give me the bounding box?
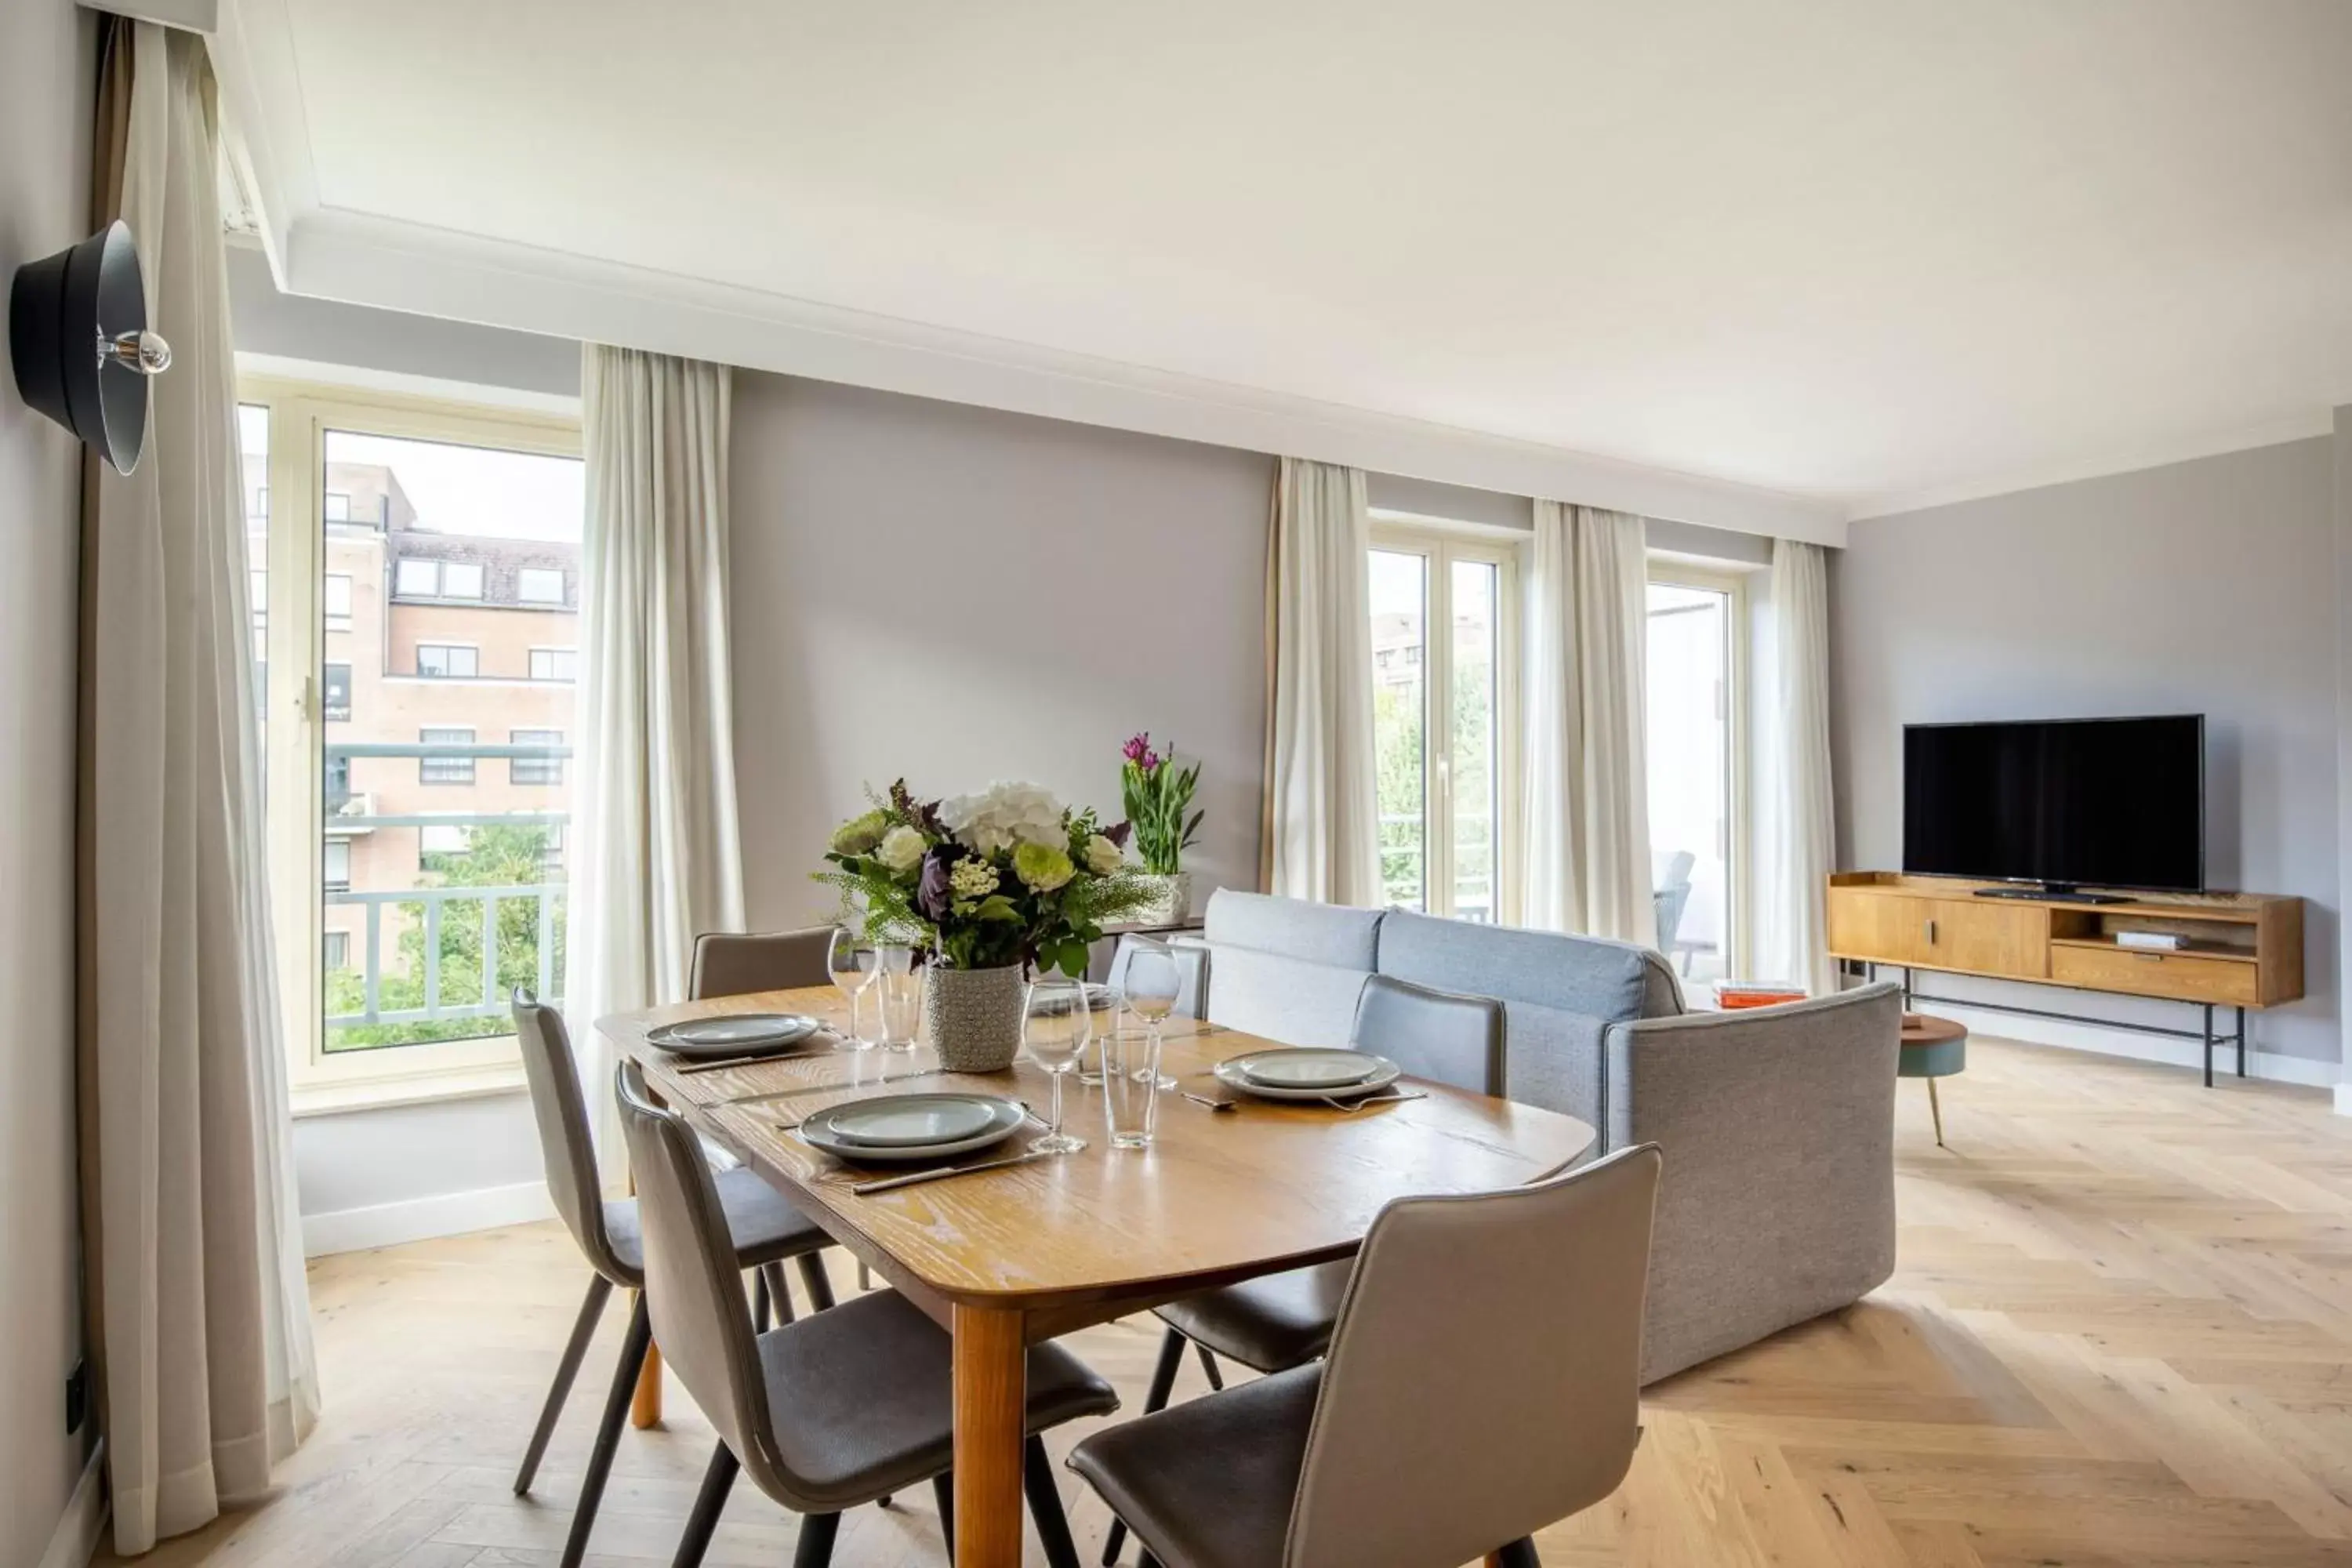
[102,1037,2352,1567]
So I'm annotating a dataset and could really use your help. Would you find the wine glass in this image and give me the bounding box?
[827,928,880,1051]
[1121,938,1182,1090]
[1023,978,1094,1155]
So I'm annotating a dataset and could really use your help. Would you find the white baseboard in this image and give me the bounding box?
[40,1440,106,1568]
[1926,1000,2339,1089]
[2336,1082,2352,1118]
[302,1179,555,1258]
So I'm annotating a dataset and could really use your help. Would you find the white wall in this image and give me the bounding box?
[0,1,98,1559]
[729,374,1274,927]
[1833,437,2339,1071]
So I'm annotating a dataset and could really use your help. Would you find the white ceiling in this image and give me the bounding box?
[227,0,2352,521]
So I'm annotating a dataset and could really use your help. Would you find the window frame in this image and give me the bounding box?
[528,646,579,683]
[414,641,481,680]
[510,727,565,786]
[517,567,566,605]
[240,376,581,1109]
[1644,556,1752,982]
[1368,514,1523,925]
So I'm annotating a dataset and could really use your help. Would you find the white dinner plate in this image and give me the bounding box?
[1214,1051,1403,1102]
[797,1094,1028,1164]
[649,1014,821,1060]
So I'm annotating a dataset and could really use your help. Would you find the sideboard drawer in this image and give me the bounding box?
[2050,943,2259,1006]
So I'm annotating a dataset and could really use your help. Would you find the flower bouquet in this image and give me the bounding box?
[815,780,1156,1069]
[1119,733,1203,924]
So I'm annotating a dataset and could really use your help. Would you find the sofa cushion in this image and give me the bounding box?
[1204,891,1381,971]
[1374,908,1671,1022]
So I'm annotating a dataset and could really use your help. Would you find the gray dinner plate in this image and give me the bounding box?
[1214,1050,1403,1102]
[649,1013,821,1060]
[798,1094,1027,1163]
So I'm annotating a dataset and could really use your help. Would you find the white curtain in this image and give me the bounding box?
[1262,457,1382,905]
[1519,502,1653,942]
[569,346,745,1177]
[1755,539,1838,993]
[83,24,318,1554]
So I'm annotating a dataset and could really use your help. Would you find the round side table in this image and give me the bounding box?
[1900,1013,1967,1148]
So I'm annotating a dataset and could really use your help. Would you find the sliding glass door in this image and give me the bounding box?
[1645,568,1744,984]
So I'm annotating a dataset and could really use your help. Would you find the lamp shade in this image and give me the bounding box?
[9,220,166,476]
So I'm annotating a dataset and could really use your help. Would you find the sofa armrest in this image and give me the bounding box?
[1602,982,1904,1382]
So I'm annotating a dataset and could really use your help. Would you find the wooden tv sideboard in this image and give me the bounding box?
[1824,872,2303,1085]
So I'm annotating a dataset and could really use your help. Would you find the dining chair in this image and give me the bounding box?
[614,1061,1120,1568]
[689,927,849,1312]
[1104,934,1209,1018]
[1102,973,1504,1565]
[690,926,834,1000]
[510,992,837,1568]
[1073,1143,1663,1568]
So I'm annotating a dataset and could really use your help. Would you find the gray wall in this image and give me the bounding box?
[730,375,1274,928]
[0,0,96,1556]
[227,241,580,398]
[1834,437,2339,1065]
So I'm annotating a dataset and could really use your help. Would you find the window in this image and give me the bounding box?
[244,379,582,1096]
[1646,566,1746,986]
[395,557,439,597]
[517,567,565,604]
[250,568,268,634]
[415,643,479,679]
[395,557,484,600]
[510,728,564,786]
[1369,522,1517,922]
[419,726,477,784]
[528,647,578,682]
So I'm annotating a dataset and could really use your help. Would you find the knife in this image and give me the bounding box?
[850,1148,1060,1196]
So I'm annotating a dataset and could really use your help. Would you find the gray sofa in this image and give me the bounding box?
[1199,889,1903,1382]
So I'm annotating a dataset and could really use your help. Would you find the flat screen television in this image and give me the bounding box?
[1902,715,2205,895]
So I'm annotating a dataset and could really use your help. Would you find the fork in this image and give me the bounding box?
[1323,1090,1428,1113]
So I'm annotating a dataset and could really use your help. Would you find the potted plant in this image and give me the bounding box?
[1120,733,1203,925]
[815,779,1154,1071]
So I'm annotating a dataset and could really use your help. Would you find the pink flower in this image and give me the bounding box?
[1142,750,1161,771]
[1123,732,1152,764]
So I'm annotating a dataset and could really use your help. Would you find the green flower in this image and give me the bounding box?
[1012,841,1074,893]
[829,809,888,856]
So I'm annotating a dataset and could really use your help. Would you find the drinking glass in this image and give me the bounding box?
[1121,938,1182,1090]
[877,946,921,1052]
[827,928,880,1051]
[1100,1027,1160,1149]
[1078,982,1120,1087]
[1023,978,1094,1155]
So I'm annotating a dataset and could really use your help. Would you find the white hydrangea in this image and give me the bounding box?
[938,781,1065,857]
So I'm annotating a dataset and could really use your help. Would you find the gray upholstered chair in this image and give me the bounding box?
[614,1062,1119,1568]
[1073,1143,1663,1568]
[689,929,848,1313]
[510,993,836,1568]
[1104,934,1209,1019]
[690,926,833,1001]
[1102,975,1506,1565]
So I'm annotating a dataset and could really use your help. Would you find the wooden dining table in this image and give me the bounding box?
[604,985,1598,1568]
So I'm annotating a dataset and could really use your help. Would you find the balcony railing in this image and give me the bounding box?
[324,738,570,1039]
[1379,810,1494,921]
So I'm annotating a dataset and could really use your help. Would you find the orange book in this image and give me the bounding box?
[1711,980,1807,1010]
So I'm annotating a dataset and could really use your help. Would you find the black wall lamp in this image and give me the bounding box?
[9,220,172,476]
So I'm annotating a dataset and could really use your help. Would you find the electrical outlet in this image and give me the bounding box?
[64,1359,89,1434]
